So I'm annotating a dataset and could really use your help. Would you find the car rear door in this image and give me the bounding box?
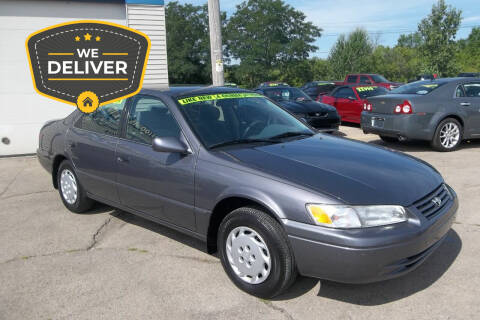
[115,95,196,230]
[67,100,126,203]
[458,82,480,136]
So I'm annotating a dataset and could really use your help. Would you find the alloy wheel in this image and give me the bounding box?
[439,122,460,149]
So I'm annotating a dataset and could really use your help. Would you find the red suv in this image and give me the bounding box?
[337,74,402,90]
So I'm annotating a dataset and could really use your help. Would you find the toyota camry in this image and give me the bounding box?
[38,86,458,298]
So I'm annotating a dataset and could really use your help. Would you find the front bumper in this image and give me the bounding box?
[283,188,458,283]
[305,113,340,131]
[361,112,435,141]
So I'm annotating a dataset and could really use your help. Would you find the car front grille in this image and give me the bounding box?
[413,184,452,220]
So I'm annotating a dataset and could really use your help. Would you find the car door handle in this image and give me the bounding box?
[460,102,471,106]
[117,156,129,163]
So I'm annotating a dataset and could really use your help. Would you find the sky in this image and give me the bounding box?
[170,0,480,58]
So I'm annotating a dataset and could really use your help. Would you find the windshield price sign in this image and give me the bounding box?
[26,20,150,113]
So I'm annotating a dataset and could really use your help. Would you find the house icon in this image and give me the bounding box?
[83,97,93,107]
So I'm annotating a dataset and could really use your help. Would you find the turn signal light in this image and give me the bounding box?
[394,100,413,114]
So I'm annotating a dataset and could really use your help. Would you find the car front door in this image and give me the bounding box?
[457,83,480,137]
[67,100,126,203]
[115,95,196,230]
[333,87,357,121]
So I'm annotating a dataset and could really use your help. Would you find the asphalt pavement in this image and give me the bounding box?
[1,125,479,320]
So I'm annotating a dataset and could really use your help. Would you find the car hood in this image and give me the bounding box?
[276,100,336,114]
[224,135,442,206]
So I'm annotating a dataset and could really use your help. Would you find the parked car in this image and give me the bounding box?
[321,85,389,124]
[458,72,480,77]
[337,73,403,90]
[300,81,337,100]
[361,78,480,151]
[257,81,289,88]
[408,74,438,83]
[255,86,340,132]
[38,87,458,298]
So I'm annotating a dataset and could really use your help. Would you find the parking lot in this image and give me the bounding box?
[1,125,479,320]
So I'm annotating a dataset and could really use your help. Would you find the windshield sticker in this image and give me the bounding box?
[422,84,438,88]
[178,93,263,105]
[356,86,377,92]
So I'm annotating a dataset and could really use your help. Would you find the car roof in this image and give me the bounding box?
[140,86,253,98]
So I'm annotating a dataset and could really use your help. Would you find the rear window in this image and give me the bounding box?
[390,81,445,95]
[346,75,358,83]
[370,75,388,82]
[355,86,388,99]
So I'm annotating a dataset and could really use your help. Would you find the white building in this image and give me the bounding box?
[0,0,169,156]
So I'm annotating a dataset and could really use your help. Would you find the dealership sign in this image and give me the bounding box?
[26,20,150,113]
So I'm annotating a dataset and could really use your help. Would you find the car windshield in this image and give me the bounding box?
[355,86,389,99]
[390,81,445,95]
[176,93,313,149]
[370,75,388,82]
[262,87,312,102]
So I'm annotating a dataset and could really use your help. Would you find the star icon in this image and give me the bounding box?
[84,33,92,41]
[75,36,80,42]
[95,36,101,42]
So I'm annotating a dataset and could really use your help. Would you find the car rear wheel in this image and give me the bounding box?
[379,135,399,143]
[57,160,94,213]
[218,207,297,298]
[431,118,462,152]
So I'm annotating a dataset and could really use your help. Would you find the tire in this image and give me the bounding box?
[57,160,94,213]
[379,135,398,143]
[218,207,297,298]
[431,118,462,152]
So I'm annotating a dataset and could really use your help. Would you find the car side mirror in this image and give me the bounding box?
[152,136,190,154]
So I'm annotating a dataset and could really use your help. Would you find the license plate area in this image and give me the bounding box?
[371,117,385,128]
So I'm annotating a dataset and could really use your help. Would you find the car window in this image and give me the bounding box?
[355,86,388,99]
[262,87,311,102]
[390,81,446,95]
[359,75,372,84]
[76,100,126,136]
[370,75,388,82]
[126,96,181,145]
[177,93,312,148]
[346,75,358,83]
[463,83,480,97]
[333,87,355,99]
[456,86,465,98]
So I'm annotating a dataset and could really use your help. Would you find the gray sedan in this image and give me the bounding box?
[37,87,458,298]
[361,78,480,151]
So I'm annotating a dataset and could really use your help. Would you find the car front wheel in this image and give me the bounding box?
[57,160,94,213]
[431,118,462,152]
[218,207,297,298]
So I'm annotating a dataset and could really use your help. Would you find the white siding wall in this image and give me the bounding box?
[126,4,169,87]
[0,0,126,155]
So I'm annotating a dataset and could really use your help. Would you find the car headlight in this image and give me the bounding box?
[306,204,407,228]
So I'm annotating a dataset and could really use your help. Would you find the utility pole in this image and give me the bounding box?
[208,0,225,86]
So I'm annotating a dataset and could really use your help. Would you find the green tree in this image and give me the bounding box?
[165,2,227,84]
[226,0,322,88]
[370,46,421,82]
[417,0,462,76]
[328,28,374,79]
[457,27,480,72]
[396,32,423,48]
